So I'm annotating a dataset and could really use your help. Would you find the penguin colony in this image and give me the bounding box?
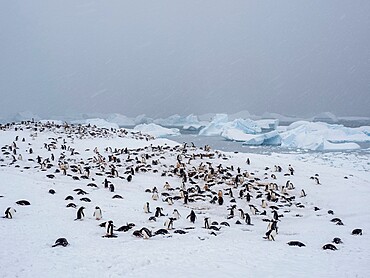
[0,120,364,250]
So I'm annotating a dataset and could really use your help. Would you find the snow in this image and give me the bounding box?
[0,122,369,278]
[134,123,180,138]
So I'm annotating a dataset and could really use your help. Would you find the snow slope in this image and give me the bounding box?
[0,122,369,278]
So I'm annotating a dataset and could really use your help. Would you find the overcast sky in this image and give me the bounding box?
[0,1,369,119]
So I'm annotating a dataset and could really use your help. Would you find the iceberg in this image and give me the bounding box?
[199,114,261,136]
[154,114,203,129]
[133,123,180,138]
[222,129,281,145]
[280,121,368,150]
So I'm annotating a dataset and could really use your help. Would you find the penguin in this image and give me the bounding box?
[288,164,294,175]
[166,197,174,205]
[109,184,115,192]
[164,218,174,230]
[155,207,165,217]
[245,212,252,225]
[261,199,267,208]
[140,227,152,239]
[352,229,363,235]
[93,206,102,220]
[300,189,306,197]
[152,192,159,201]
[104,179,109,189]
[4,207,16,219]
[105,220,114,236]
[173,209,181,220]
[143,202,151,213]
[265,228,277,241]
[218,196,224,206]
[75,206,85,220]
[238,208,245,220]
[52,238,69,247]
[204,217,210,229]
[187,210,197,223]
[287,241,305,247]
[322,244,337,251]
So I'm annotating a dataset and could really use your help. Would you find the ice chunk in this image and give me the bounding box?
[134,123,180,138]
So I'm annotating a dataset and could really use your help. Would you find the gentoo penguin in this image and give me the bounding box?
[261,199,267,208]
[105,220,114,236]
[172,209,181,220]
[152,192,159,201]
[322,244,337,251]
[218,196,224,206]
[287,241,306,247]
[265,228,277,241]
[143,202,151,213]
[4,207,16,219]
[300,189,306,197]
[187,210,197,223]
[93,206,102,220]
[52,238,69,247]
[141,227,152,239]
[245,212,252,225]
[164,218,174,230]
[166,197,174,205]
[352,229,363,235]
[155,207,165,217]
[75,206,85,220]
[238,208,245,220]
[288,164,294,175]
[204,217,210,229]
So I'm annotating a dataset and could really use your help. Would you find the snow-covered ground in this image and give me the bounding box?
[0,122,369,278]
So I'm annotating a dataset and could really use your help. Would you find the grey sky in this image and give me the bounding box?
[1,1,369,119]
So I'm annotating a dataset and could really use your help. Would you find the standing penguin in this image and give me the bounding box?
[173,209,181,220]
[204,217,210,229]
[300,189,307,197]
[155,207,165,217]
[152,192,159,201]
[109,184,115,192]
[238,208,245,220]
[93,206,102,220]
[164,218,174,230]
[4,207,16,219]
[105,220,114,236]
[245,212,252,225]
[75,206,85,220]
[187,210,197,223]
[143,202,151,213]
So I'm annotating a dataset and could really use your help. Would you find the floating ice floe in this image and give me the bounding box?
[134,123,180,138]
